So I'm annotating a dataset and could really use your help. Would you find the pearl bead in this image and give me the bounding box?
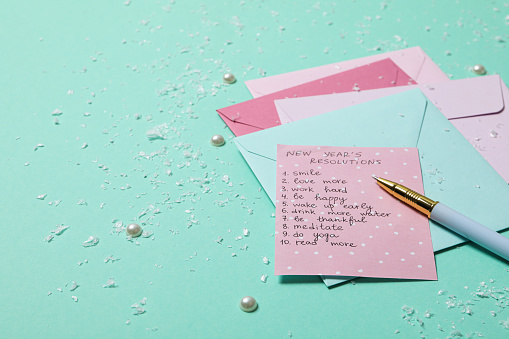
[210,134,225,147]
[239,296,257,312]
[472,64,486,75]
[126,223,142,237]
[223,73,236,84]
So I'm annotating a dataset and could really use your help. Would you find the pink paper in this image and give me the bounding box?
[275,145,437,280]
[217,58,416,136]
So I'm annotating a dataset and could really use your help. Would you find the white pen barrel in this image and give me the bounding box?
[430,203,509,261]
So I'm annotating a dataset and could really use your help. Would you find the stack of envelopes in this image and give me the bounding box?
[216,47,509,287]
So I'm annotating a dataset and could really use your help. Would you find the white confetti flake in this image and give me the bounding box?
[131,298,147,315]
[146,123,170,140]
[71,296,78,302]
[141,230,154,238]
[77,199,87,206]
[132,307,145,315]
[52,224,69,235]
[34,143,45,151]
[36,194,47,200]
[261,275,268,283]
[52,109,63,116]
[82,236,99,247]
[69,281,79,291]
[263,256,270,265]
[102,277,116,288]
[104,255,121,263]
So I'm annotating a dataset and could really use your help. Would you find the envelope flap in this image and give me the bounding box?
[390,46,450,84]
[389,47,426,83]
[420,75,505,119]
[235,89,428,203]
[217,103,278,130]
[218,58,413,134]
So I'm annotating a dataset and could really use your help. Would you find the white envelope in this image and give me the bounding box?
[274,75,509,183]
[245,46,450,98]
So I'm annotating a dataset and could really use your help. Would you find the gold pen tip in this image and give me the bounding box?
[372,175,379,180]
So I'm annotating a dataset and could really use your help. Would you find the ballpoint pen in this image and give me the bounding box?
[373,176,509,261]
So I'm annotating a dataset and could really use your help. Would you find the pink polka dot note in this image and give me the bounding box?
[275,145,437,280]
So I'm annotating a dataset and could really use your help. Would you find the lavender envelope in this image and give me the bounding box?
[274,75,509,183]
[245,46,449,98]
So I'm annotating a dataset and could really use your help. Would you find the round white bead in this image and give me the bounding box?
[223,73,236,84]
[126,223,142,237]
[239,296,257,312]
[472,64,486,75]
[210,134,225,147]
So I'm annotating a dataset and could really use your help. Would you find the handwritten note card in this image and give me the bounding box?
[275,145,437,280]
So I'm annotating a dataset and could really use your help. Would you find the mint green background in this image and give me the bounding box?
[1,0,508,337]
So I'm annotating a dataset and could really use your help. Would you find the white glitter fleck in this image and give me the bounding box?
[146,123,170,140]
[77,199,87,206]
[34,143,45,151]
[82,236,99,247]
[52,224,69,235]
[104,255,121,263]
[102,277,116,288]
[69,281,79,291]
[132,307,146,315]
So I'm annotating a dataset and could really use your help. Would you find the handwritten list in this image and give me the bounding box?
[275,145,437,280]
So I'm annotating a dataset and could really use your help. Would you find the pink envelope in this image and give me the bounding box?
[274,75,509,183]
[217,58,415,136]
[245,46,449,98]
